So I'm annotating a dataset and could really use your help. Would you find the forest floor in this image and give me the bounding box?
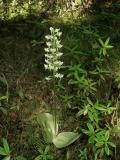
[0,7,120,159]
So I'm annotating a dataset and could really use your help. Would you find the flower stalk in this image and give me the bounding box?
[44,27,64,134]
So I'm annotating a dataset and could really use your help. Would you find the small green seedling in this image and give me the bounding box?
[34,145,53,160]
[98,37,113,57]
[78,148,88,160]
[94,130,116,159]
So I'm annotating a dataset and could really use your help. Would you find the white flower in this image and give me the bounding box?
[56,40,60,45]
[44,48,49,52]
[57,52,63,57]
[46,42,52,47]
[44,64,48,69]
[57,32,62,37]
[49,35,54,39]
[49,64,55,70]
[45,76,52,81]
[58,44,63,48]
[50,27,54,32]
[45,35,50,40]
[54,37,58,40]
[50,48,56,53]
[45,59,49,64]
[54,61,63,66]
[45,54,53,58]
[55,73,63,79]
[55,28,60,33]
[54,66,59,72]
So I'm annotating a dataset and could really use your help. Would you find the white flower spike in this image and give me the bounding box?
[44,27,63,79]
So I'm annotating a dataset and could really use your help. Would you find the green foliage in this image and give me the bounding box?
[82,123,98,144]
[0,138,11,160]
[37,112,58,143]
[34,145,53,160]
[37,113,80,149]
[82,125,116,159]
[94,130,116,156]
[77,99,116,124]
[89,65,110,83]
[67,65,96,95]
[63,33,116,159]
[78,148,88,160]
[52,132,80,149]
[98,37,113,57]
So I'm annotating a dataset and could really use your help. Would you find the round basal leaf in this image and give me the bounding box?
[53,132,80,148]
[37,113,58,143]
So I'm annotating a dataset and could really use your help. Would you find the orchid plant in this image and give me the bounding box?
[37,27,80,149]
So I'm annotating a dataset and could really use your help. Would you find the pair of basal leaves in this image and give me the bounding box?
[37,113,80,149]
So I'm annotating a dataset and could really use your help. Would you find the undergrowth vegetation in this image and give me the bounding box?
[0,0,120,160]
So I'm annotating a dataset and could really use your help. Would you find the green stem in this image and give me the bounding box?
[53,71,57,135]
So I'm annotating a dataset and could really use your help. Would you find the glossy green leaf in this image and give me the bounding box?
[37,113,58,143]
[53,132,80,148]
